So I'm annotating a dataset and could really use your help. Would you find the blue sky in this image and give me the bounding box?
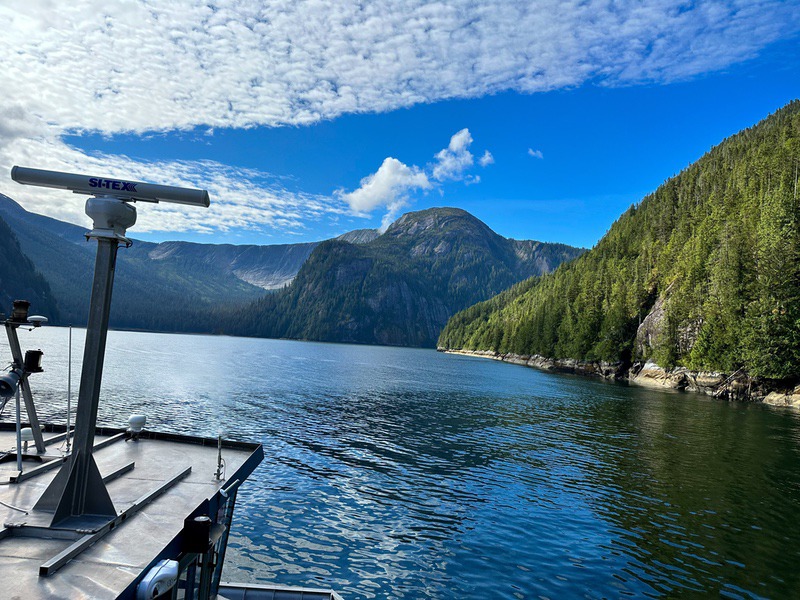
[1,1,798,249]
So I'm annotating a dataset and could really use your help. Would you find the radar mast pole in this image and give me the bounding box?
[35,198,136,524]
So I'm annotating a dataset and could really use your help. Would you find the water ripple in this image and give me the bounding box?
[11,328,800,599]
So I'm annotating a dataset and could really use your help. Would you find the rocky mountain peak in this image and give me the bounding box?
[336,228,380,244]
[385,207,493,239]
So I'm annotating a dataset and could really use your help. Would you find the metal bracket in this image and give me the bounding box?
[38,466,192,577]
[3,323,45,454]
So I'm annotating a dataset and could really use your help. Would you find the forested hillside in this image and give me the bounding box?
[440,101,800,379]
[0,214,58,319]
[224,208,584,347]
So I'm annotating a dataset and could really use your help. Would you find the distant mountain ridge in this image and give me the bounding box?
[225,207,584,347]
[144,240,318,289]
[0,194,314,328]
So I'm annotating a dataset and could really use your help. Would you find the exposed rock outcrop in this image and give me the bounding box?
[628,361,725,394]
[441,349,794,405]
[442,349,627,380]
[635,292,667,359]
[336,229,380,244]
[763,386,800,408]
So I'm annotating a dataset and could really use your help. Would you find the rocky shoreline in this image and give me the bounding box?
[440,348,800,407]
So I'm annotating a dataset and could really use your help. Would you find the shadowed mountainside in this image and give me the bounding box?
[0,213,58,319]
[0,194,316,329]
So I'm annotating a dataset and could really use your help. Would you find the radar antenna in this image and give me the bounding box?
[11,166,210,527]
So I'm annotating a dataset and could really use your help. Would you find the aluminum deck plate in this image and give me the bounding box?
[0,426,260,600]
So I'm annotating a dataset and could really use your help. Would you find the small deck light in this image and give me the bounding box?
[20,428,34,453]
[126,414,147,441]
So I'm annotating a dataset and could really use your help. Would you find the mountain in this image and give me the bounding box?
[439,101,800,380]
[0,213,58,319]
[0,195,582,345]
[0,194,316,328]
[226,207,584,347]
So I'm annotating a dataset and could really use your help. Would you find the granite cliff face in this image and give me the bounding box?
[146,240,318,290]
[231,207,585,347]
[336,228,380,244]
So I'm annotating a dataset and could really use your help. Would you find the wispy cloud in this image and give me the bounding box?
[432,129,475,182]
[528,148,544,159]
[1,132,347,236]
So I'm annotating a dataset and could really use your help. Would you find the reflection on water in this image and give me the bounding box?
[10,327,800,599]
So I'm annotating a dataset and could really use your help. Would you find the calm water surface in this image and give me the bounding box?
[15,328,800,599]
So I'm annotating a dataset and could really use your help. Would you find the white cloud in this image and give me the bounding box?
[528,148,544,159]
[479,151,494,167]
[432,129,475,181]
[341,127,494,226]
[339,157,431,230]
[1,1,797,136]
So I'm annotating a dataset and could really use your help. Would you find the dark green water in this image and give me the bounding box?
[24,329,800,599]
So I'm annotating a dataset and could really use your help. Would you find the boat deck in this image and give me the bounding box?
[0,424,262,600]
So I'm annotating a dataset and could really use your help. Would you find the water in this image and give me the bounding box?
[11,327,800,599]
